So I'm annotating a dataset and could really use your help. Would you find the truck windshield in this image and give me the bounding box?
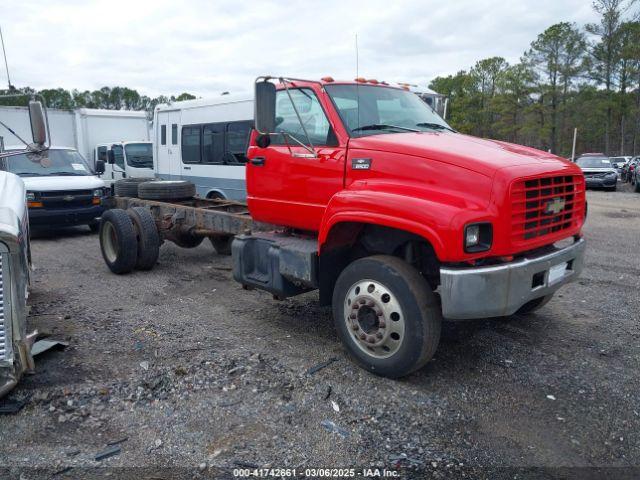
[325,84,453,137]
[4,149,92,177]
[576,157,612,168]
[125,143,153,168]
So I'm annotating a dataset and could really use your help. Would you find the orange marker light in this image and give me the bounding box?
[321,76,334,82]
[27,201,43,208]
[367,79,379,84]
[355,77,367,83]
[92,198,101,205]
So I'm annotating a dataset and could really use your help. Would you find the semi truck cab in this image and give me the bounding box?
[94,141,155,191]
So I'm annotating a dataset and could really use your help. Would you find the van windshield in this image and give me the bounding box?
[325,84,453,137]
[4,149,92,177]
[125,143,153,168]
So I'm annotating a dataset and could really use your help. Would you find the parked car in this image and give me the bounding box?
[2,146,107,230]
[628,157,640,187]
[575,155,618,190]
[610,156,631,180]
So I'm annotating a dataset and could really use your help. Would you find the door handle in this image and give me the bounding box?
[251,157,266,166]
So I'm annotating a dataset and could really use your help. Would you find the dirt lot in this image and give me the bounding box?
[0,184,639,479]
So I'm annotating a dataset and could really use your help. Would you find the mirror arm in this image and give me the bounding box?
[279,77,317,157]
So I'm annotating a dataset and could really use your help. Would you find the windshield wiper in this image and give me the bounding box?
[416,122,456,132]
[352,124,420,133]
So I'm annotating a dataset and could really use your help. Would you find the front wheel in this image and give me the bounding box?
[332,255,441,378]
[516,294,553,315]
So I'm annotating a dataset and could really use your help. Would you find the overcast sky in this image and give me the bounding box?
[1,0,600,98]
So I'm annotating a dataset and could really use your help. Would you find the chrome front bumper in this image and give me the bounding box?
[439,238,586,319]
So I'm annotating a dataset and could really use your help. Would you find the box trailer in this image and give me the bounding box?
[0,106,151,167]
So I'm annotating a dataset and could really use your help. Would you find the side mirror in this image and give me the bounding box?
[255,80,276,134]
[107,149,115,164]
[28,101,47,146]
[95,159,105,174]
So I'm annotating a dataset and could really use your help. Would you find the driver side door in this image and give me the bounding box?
[246,87,345,232]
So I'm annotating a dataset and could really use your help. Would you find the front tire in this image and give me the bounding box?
[332,255,441,378]
[516,294,553,315]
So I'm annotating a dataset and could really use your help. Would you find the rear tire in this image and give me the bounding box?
[174,232,204,248]
[210,235,233,255]
[114,178,150,197]
[99,209,138,274]
[332,255,441,378]
[128,207,160,270]
[516,294,553,315]
[138,181,196,201]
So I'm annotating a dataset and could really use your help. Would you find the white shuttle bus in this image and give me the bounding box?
[153,96,253,200]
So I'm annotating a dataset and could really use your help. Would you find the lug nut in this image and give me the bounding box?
[367,336,376,344]
[379,320,386,328]
[351,323,359,331]
[376,332,383,339]
[359,333,366,340]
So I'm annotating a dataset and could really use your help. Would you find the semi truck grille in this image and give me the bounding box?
[0,254,6,361]
[511,174,585,242]
[40,190,94,209]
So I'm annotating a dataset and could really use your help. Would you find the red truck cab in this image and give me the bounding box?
[235,77,586,377]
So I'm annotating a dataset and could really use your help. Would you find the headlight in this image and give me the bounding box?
[26,192,36,201]
[464,223,492,253]
[93,188,104,197]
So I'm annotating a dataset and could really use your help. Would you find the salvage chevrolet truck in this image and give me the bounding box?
[99,77,587,378]
[0,99,48,396]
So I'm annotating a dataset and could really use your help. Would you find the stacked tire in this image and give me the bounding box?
[139,181,196,201]
[114,178,150,197]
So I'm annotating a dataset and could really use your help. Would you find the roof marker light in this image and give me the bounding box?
[367,79,379,84]
[321,76,334,82]
[355,77,367,83]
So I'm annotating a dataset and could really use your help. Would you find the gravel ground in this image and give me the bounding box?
[0,184,639,479]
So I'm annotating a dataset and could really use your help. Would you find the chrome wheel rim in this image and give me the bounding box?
[343,279,405,359]
[101,222,118,263]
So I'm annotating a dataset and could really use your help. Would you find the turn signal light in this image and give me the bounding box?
[27,201,43,208]
[92,198,101,205]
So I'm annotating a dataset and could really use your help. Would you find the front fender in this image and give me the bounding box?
[319,185,491,262]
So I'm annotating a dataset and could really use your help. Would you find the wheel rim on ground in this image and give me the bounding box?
[343,279,405,359]
[101,222,119,263]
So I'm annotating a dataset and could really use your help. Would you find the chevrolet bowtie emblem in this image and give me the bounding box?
[63,195,75,201]
[545,197,565,215]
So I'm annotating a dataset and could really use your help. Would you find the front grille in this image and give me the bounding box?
[40,190,94,209]
[0,254,6,361]
[511,174,584,242]
[583,172,607,178]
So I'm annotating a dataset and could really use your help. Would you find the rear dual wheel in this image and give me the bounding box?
[100,208,159,274]
[332,255,442,378]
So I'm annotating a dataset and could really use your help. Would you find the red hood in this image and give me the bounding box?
[348,131,571,176]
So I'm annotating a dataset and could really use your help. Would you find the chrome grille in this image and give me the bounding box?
[0,254,5,361]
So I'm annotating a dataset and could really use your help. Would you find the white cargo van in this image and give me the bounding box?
[153,96,253,200]
[94,141,155,191]
[1,146,107,231]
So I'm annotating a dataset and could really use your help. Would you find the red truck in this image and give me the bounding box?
[100,76,587,378]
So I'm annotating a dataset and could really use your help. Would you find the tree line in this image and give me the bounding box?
[0,85,196,117]
[430,0,640,157]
